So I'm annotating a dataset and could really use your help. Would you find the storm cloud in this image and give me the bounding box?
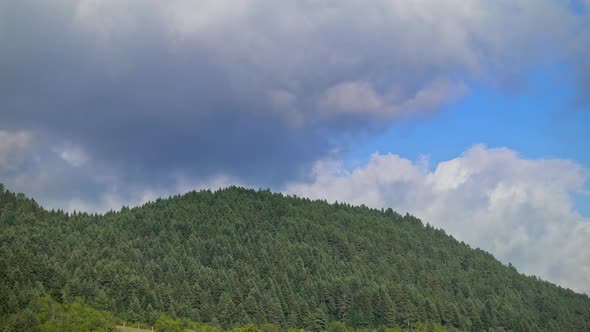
[1,0,588,189]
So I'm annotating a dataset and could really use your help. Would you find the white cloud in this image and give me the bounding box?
[319,81,384,115]
[318,78,466,118]
[284,145,590,294]
[61,173,247,213]
[53,143,89,167]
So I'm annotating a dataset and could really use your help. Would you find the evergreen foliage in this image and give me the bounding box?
[0,185,589,331]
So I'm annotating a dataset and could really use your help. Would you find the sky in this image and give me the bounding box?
[0,0,589,293]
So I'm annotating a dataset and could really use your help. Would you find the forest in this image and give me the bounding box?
[0,183,589,331]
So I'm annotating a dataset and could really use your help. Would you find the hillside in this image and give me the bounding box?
[0,184,589,331]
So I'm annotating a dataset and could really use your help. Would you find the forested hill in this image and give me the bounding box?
[1,184,589,331]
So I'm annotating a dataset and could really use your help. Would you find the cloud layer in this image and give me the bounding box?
[1,0,589,187]
[286,145,590,294]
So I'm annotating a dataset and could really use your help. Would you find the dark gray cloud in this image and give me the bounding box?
[0,0,588,201]
[0,0,331,186]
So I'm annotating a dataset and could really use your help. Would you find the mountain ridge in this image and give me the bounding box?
[0,184,589,331]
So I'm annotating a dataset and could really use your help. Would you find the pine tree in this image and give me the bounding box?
[218,292,235,327]
[305,308,327,332]
[94,290,110,311]
[424,298,438,323]
[128,296,144,323]
[383,292,398,327]
[146,303,159,325]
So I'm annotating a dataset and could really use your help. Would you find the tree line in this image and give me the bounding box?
[0,184,589,331]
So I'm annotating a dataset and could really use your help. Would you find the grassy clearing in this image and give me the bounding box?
[116,325,153,332]
[116,325,198,332]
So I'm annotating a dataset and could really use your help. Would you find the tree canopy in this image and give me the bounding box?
[0,185,589,331]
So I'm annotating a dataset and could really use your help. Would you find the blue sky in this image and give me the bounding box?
[347,64,590,216]
[0,0,589,293]
[352,66,588,166]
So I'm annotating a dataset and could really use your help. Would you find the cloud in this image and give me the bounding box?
[0,130,33,171]
[284,145,590,294]
[63,173,245,213]
[53,143,89,167]
[0,0,588,189]
[319,78,466,118]
[0,129,250,213]
[319,81,385,115]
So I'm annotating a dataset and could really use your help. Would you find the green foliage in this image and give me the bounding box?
[0,295,115,332]
[326,321,346,332]
[1,185,589,331]
[230,323,261,332]
[1,308,40,332]
[154,314,183,332]
[38,296,116,332]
